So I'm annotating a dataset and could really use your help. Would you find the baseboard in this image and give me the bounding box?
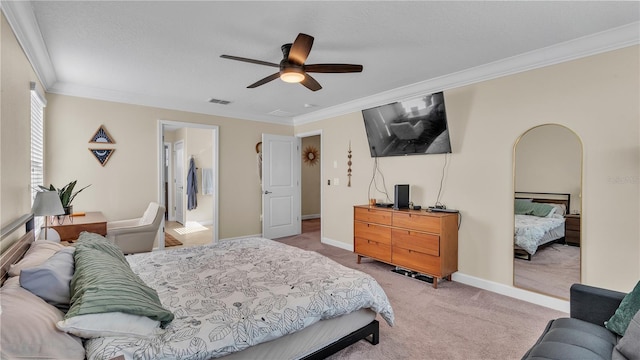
[321,236,353,252]
[452,272,570,313]
[301,214,321,220]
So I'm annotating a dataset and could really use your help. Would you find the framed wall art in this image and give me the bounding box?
[89,125,116,144]
[89,148,115,167]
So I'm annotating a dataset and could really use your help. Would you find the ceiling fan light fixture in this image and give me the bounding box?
[280,69,305,83]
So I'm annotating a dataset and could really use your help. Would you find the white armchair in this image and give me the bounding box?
[106,202,165,254]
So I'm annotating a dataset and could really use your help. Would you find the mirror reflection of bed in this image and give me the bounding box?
[513,124,582,300]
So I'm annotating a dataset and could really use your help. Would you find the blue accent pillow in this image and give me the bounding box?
[19,247,75,311]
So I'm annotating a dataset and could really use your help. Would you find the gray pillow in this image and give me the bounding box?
[19,247,75,311]
[612,310,640,360]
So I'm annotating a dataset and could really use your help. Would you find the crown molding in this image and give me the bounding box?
[1,0,57,89]
[293,21,640,125]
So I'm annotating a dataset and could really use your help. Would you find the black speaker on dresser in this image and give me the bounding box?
[393,184,410,210]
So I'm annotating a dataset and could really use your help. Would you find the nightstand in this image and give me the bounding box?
[565,214,581,246]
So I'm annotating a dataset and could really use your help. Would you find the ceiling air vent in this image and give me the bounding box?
[208,98,231,105]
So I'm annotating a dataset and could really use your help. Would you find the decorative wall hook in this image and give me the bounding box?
[347,141,352,187]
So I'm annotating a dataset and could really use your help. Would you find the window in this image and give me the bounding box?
[30,82,47,233]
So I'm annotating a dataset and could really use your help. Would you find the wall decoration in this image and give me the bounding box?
[347,141,352,187]
[89,148,115,166]
[89,125,116,144]
[303,145,319,166]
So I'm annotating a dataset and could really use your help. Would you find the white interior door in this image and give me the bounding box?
[174,140,185,225]
[262,134,300,239]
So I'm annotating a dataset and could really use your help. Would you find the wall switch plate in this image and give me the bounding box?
[334,178,339,186]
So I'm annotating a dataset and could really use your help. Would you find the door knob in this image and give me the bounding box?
[264,190,272,194]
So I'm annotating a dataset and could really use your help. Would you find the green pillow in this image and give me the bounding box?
[66,232,174,326]
[606,281,640,336]
[515,199,533,215]
[514,200,555,217]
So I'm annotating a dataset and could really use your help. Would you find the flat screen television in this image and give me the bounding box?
[362,91,452,157]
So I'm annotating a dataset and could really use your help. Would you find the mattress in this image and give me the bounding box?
[514,214,565,255]
[85,237,394,360]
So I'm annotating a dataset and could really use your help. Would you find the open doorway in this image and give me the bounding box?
[158,120,219,249]
[299,131,322,237]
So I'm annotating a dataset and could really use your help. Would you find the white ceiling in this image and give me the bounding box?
[3,1,639,125]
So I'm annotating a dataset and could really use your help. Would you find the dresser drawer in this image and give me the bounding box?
[354,207,392,225]
[354,221,391,245]
[355,237,392,263]
[392,212,440,233]
[392,229,439,256]
[392,247,441,276]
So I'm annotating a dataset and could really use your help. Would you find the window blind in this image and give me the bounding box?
[30,82,47,235]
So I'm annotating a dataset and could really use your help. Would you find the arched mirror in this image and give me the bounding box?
[513,124,582,299]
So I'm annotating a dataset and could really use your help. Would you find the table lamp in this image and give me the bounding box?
[32,191,64,240]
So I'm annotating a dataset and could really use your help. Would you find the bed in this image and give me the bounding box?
[513,192,570,261]
[0,215,394,360]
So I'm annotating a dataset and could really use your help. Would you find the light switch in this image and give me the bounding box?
[333,160,338,168]
[334,178,339,186]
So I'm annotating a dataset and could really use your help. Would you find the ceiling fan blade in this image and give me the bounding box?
[247,72,281,88]
[220,55,279,68]
[288,33,314,65]
[300,74,322,91]
[304,64,363,73]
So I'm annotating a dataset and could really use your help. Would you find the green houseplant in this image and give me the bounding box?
[38,180,91,215]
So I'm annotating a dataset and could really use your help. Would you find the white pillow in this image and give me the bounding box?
[0,277,85,359]
[8,240,65,276]
[57,311,164,338]
[546,203,567,217]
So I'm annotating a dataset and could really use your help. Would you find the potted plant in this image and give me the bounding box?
[38,180,91,215]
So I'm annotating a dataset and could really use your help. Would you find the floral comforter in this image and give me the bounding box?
[85,237,394,360]
[514,214,565,255]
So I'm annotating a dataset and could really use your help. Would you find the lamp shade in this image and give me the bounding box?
[32,191,64,216]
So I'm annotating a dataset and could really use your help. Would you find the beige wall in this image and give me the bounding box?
[0,14,43,246]
[301,135,321,217]
[44,94,292,239]
[296,45,639,293]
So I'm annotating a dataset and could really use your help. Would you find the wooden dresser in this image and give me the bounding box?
[353,205,458,288]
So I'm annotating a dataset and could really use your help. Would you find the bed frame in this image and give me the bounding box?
[0,214,380,360]
[514,192,570,261]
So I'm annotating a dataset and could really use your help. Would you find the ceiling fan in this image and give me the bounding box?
[220,33,363,91]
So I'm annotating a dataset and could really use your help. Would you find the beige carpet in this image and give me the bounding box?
[514,243,580,299]
[164,232,183,247]
[277,219,566,360]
